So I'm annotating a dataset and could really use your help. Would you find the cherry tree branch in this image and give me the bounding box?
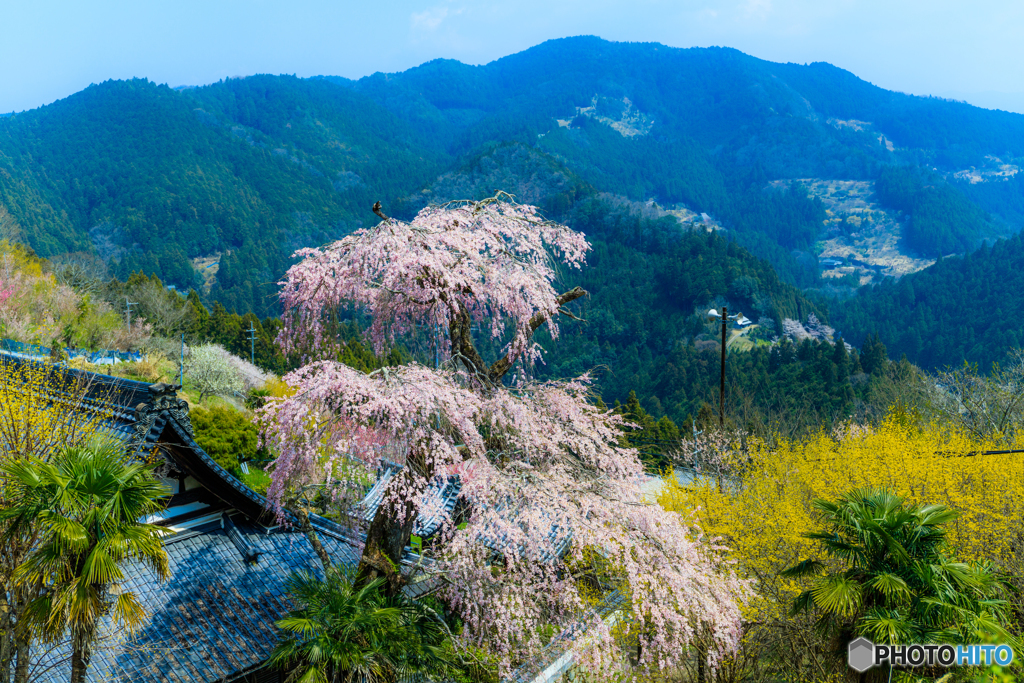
[449,303,490,382]
[488,286,587,383]
[445,286,588,386]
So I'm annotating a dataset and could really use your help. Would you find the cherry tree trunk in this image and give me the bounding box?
[294,506,333,575]
[355,471,417,597]
[0,592,11,683]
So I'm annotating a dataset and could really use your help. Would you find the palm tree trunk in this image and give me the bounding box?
[68,559,97,683]
[70,625,95,683]
[11,636,29,683]
[70,648,84,683]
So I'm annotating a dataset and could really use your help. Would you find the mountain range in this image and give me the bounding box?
[2,35,1024,418]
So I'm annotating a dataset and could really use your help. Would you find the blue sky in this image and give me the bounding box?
[4,0,1024,114]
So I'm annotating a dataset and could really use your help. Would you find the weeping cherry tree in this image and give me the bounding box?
[258,194,747,676]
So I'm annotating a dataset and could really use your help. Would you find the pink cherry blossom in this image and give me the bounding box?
[276,193,589,367]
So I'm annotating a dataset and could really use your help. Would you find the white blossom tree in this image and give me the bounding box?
[184,344,243,404]
[259,195,747,677]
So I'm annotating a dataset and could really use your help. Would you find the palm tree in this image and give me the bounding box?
[1,438,170,683]
[270,566,462,683]
[782,488,1017,668]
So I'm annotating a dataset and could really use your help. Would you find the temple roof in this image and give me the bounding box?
[33,513,360,683]
[0,353,368,683]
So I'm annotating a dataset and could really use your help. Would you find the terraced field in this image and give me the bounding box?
[771,179,935,285]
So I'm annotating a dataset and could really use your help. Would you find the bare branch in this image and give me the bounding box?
[488,286,587,383]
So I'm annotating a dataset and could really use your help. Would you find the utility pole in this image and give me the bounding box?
[719,305,727,428]
[246,321,257,365]
[179,333,184,386]
[125,298,138,334]
[708,306,743,429]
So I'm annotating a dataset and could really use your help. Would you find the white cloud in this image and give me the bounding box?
[411,6,449,31]
[741,0,771,21]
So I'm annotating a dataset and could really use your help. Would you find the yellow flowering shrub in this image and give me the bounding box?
[262,376,297,399]
[659,412,1024,681]
[0,358,111,464]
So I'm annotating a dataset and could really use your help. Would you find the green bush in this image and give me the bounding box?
[190,405,259,472]
[240,468,272,496]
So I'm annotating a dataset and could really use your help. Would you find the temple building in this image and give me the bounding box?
[4,352,608,683]
[3,354,370,683]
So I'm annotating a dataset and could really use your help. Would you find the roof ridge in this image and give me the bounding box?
[0,350,155,408]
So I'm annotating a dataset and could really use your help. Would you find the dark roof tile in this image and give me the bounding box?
[35,517,360,683]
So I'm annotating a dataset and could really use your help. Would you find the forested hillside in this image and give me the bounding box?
[874,165,996,255]
[831,233,1024,371]
[0,77,446,315]
[2,36,1024,418]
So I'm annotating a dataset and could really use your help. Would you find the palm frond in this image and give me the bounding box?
[780,559,824,578]
[811,575,862,617]
[867,572,912,601]
[859,607,916,645]
[111,593,148,632]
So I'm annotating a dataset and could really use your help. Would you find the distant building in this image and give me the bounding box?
[820,258,844,269]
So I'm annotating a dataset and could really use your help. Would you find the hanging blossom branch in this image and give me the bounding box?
[277,192,590,369]
[258,362,487,516]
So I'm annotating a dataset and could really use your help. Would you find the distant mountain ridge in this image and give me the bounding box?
[1,36,1023,384]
